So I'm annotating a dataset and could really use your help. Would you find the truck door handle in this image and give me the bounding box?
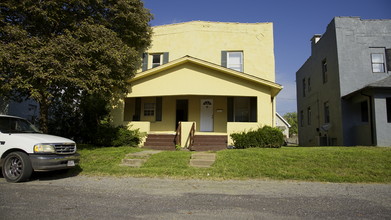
[0,141,5,145]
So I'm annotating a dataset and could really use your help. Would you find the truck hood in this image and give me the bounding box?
[5,133,75,144]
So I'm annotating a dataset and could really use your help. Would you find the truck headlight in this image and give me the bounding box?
[34,144,55,153]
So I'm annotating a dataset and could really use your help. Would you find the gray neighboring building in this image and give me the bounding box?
[296,17,391,146]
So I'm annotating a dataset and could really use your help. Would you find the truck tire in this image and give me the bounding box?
[2,152,33,183]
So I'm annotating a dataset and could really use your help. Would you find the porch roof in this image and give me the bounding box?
[129,56,282,97]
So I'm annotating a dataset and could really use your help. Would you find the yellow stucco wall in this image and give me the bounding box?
[147,21,275,81]
[111,21,280,139]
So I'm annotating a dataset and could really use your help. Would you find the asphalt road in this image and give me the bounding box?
[0,173,390,220]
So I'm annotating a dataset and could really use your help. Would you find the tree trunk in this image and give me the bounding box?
[39,99,49,133]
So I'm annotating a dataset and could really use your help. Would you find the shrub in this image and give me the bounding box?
[93,123,143,147]
[230,126,284,149]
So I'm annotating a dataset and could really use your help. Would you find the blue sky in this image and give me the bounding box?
[142,0,391,115]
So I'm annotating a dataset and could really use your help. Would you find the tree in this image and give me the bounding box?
[283,112,298,137]
[0,0,152,132]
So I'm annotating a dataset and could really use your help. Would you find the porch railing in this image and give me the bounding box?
[188,122,196,151]
[175,122,181,147]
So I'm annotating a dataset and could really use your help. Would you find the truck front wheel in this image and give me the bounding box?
[2,152,33,183]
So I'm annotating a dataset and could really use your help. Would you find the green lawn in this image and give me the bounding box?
[73,145,391,183]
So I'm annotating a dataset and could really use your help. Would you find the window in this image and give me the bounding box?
[361,101,369,122]
[300,110,304,127]
[324,101,330,123]
[152,54,162,68]
[322,59,328,83]
[144,103,155,116]
[227,51,243,72]
[308,77,311,92]
[307,106,312,125]
[371,53,385,73]
[387,98,391,123]
[227,97,257,122]
[302,78,306,97]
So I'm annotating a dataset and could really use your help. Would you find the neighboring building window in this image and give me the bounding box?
[302,78,306,97]
[387,98,391,123]
[308,77,311,92]
[324,101,330,123]
[371,53,385,73]
[227,51,243,72]
[322,59,328,83]
[152,54,163,68]
[300,110,304,127]
[144,103,155,116]
[361,101,369,123]
[307,106,311,125]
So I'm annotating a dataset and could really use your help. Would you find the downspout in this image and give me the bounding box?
[361,92,375,145]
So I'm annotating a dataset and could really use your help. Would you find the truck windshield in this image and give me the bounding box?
[0,117,40,134]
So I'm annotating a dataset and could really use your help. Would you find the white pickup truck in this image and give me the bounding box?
[0,115,80,182]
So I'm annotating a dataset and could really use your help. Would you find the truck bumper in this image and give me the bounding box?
[29,153,80,171]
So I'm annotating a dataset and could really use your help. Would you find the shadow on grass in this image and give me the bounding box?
[29,165,83,182]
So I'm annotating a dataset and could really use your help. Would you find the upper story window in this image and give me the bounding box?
[322,59,328,83]
[371,53,385,73]
[324,101,330,124]
[222,51,243,72]
[308,77,311,93]
[227,52,243,72]
[141,52,169,71]
[152,54,163,68]
[307,106,312,125]
[302,78,306,97]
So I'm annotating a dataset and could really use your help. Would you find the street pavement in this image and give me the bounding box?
[1,173,390,219]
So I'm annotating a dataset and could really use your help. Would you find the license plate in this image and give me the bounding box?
[67,160,75,166]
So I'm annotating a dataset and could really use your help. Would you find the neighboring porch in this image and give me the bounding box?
[121,95,266,151]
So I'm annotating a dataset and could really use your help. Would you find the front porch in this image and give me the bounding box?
[119,95,267,150]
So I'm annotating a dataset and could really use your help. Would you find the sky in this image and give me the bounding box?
[142,0,391,115]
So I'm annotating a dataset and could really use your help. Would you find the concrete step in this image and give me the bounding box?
[121,158,147,167]
[189,152,216,168]
[191,153,216,160]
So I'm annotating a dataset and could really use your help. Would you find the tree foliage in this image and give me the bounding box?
[0,0,153,132]
[283,112,298,137]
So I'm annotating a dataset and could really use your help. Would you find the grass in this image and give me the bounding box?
[73,145,391,183]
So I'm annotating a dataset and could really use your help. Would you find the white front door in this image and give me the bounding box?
[200,99,213,132]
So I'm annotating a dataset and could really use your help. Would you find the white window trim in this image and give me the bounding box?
[151,54,163,69]
[227,51,243,72]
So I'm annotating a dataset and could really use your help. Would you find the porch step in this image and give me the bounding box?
[191,135,228,151]
[143,134,176,151]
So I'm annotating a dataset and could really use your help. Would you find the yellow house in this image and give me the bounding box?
[111,21,282,150]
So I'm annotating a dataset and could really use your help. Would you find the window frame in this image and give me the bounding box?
[324,101,330,124]
[302,78,306,97]
[371,53,385,73]
[226,51,243,72]
[143,103,156,117]
[151,54,163,68]
[322,59,328,83]
[307,106,312,125]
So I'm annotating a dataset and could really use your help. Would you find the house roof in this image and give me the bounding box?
[130,56,282,97]
[343,76,391,98]
[276,112,291,128]
[366,76,391,88]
